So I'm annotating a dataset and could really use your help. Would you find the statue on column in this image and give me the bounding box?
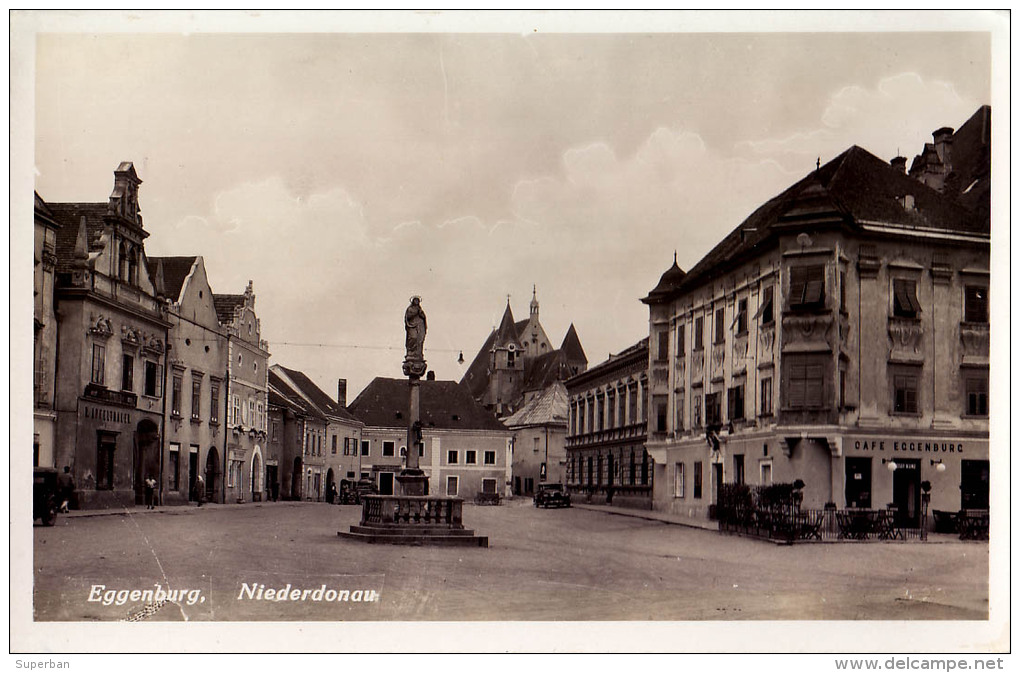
[403,296,428,377]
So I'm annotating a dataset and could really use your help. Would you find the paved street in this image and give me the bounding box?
[33,500,987,622]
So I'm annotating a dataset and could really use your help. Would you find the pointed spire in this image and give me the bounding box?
[560,323,587,365]
[530,284,539,317]
[72,215,89,268]
[494,301,518,347]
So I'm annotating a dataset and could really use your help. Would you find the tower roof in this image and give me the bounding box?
[559,323,587,364]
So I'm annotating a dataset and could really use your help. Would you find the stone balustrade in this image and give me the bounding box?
[359,495,464,528]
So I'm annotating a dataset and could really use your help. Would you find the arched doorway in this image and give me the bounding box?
[292,457,302,500]
[133,418,160,505]
[326,468,335,504]
[205,447,220,503]
[251,446,263,501]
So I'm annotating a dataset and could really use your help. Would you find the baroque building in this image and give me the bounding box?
[47,163,172,507]
[461,288,588,416]
[564,339,651,508]
[148,256,228,504]
[644,107,991,527]
[215,282,271,503]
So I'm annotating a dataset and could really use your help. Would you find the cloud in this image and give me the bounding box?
[736,73,982,168]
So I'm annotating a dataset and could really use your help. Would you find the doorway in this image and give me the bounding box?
[189,449,199,501]
[205,447,220,502]
[845,457,872,508]
[326,468,335,503]
[892,458,921,527]
[266,464,278,501]
[711,462,723,504]
[378,472,394,496]
[133,419,160,505]
[292,457,302,500]
[960,460,989,509]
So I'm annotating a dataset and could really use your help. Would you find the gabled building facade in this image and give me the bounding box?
[644,108,991,526]
[149,256,228,505]
[461,288,588,416]
[47,163,173,508]
[349,377,513,498]
[215,282,271,503]
[565,339,651,508]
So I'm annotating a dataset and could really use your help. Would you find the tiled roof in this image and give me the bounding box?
[268,369,325,420]
[213,293,245,325]
[946,105,991,220]
[503,380,568,428]
[147,256,198,303]
[567,338,648,389]
[348,378,509,432]
[47,202,111,273]
[272,365,359,423]
[559,323,587,365]
[652,144,986,300]
[521,349,571,393]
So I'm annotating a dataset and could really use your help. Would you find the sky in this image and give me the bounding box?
[28,14,995,400]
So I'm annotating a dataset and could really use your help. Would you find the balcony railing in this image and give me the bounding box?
[83,383,137,408]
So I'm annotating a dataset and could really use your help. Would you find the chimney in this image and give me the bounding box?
[933,127,954,168]
[426,370,436,381]
[890,156,907,173]
[337,378,347,408]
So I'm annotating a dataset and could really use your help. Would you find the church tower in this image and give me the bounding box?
[521,286,551,358]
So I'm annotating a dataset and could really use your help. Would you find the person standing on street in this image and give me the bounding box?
[144,475,156,509]
[195,473,205,507]
[57,467,75,513]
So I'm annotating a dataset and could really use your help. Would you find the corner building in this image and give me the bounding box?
[645,108,990,527]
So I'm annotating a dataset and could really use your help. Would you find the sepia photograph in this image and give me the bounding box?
[10,9,1009,658]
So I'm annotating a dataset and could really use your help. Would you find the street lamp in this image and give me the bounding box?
[930,459,947,473]
[883,458,898,472]
[920,480,932,542]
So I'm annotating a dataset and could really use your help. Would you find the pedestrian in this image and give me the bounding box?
[56,466,74,513]
[144,475,156,509]
[195,473,205,507]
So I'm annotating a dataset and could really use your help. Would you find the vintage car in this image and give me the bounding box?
[533,483,571,508]
[33,467,59,526]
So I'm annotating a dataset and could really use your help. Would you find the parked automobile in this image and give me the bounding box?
[355,478,378,502]
[33,467,59,526]
[534,483,571,509]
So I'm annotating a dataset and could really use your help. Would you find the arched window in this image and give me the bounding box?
[128,247,138,286]
[119,241,129,280]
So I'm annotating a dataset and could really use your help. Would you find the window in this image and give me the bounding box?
[840,271,847,314]
[694,316,704,350]
[893,371,919,414]
[693,461,703,499]
[964,285,988,323]
[481,478,497,495]
[171,375,183,416]
[657,330,669,361]
[839,368,847,409]
[760,285,774,325]
[607,392,616,430]
[704,392,721,426]
[169,444,180,491]
[248,400,255,428]
[446,476,459,496]
[760,460,773,485]
[586,398,594,433]
[91,344,106,385]
[231,395,241,426]
[677,324,686,356]
[692,393,702,428]
[210,383,220,423]
[674,389,685,432]
[654,394,668,433]
[331,435,337,454]
[618,389,626,427]
[892,278,921,318]
[789,265,825,309]
[597,396,605,431]
[760,377,773,416]
[361,440,370,456]
[727,384,744,421]
[257,402,264,431]
[483,450,496,465]
[736,298,748,334]
[271,421,278,441]
[733,454,745,485]
[191,377,202,420]
[674,463,685,498]
[121,355,133,392]
[714,307,725,344]
[965,374,988,417]
[786,356,825,409]
[507,349,515,367]
[447,449,459,464]
[466,450,477,464]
